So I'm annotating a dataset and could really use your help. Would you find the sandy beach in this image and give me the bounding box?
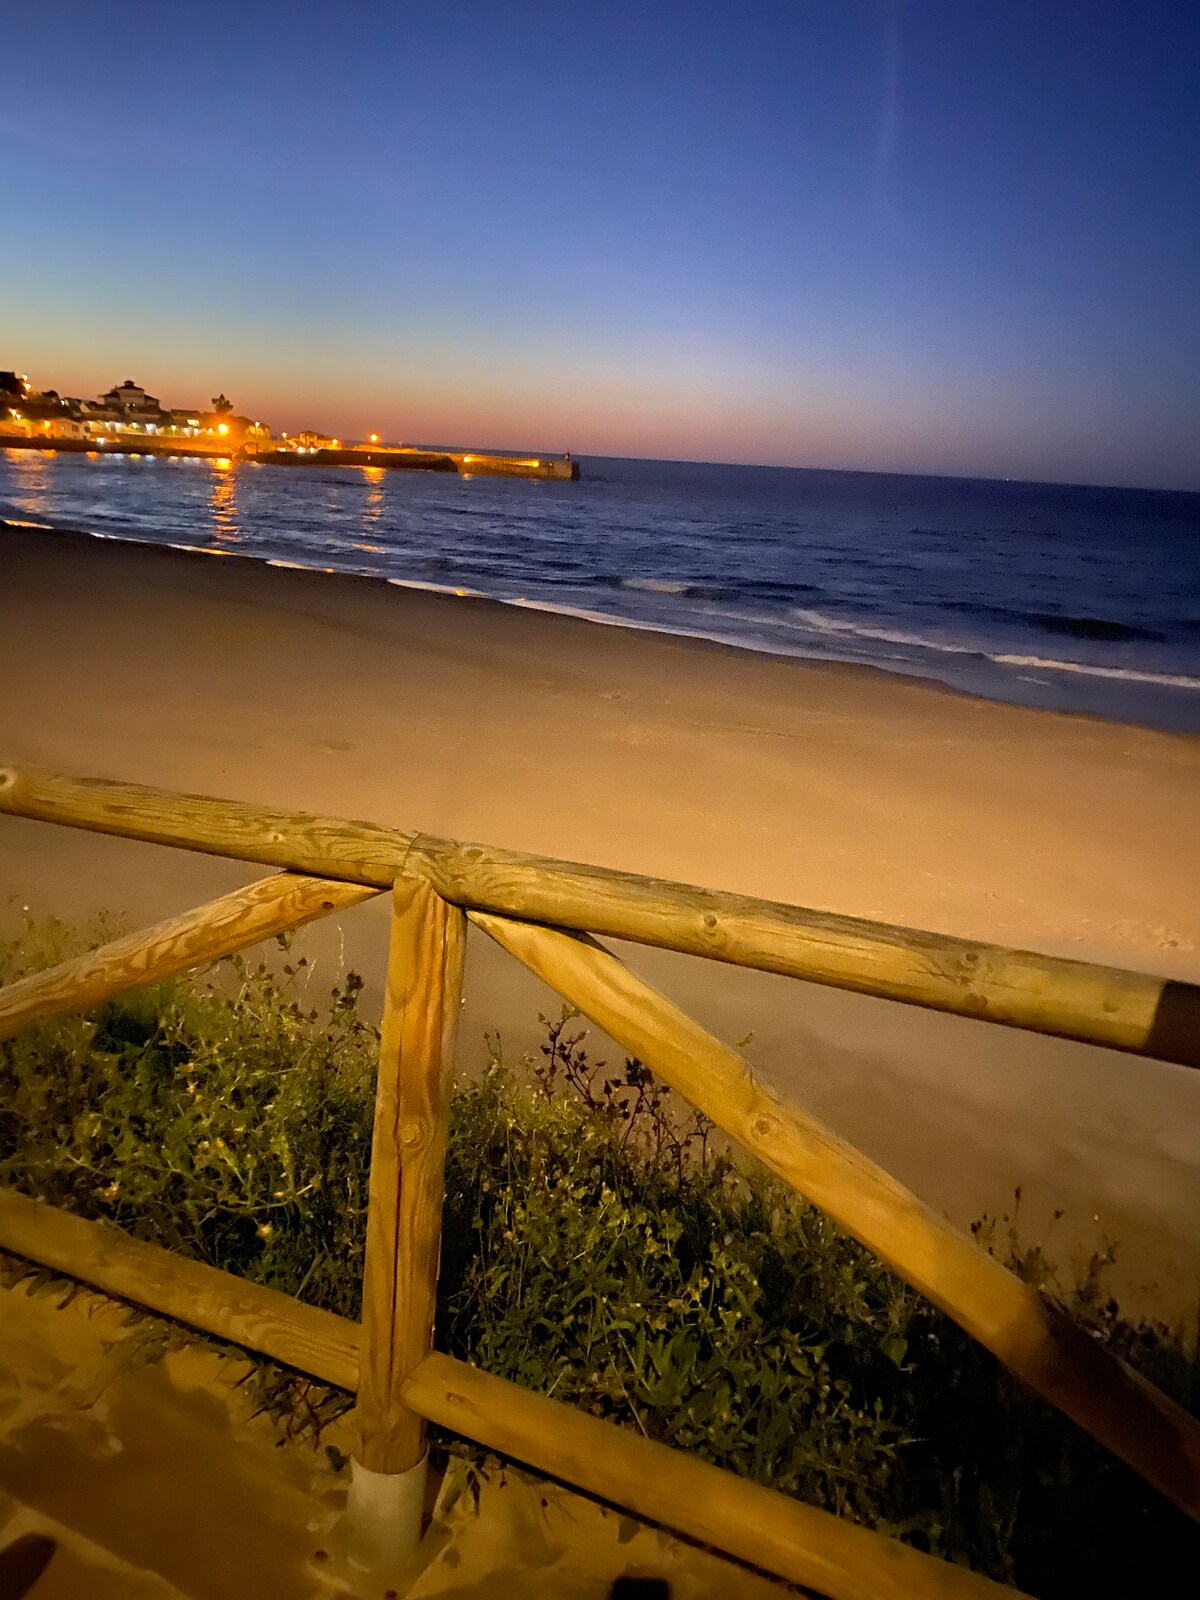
[2,523,1198,1321]
[0,1269,781,1598]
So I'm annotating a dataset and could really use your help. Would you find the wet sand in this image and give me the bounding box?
[1,524,1198,1320]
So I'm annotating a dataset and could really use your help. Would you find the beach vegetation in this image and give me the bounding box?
[0,915,1196,1597]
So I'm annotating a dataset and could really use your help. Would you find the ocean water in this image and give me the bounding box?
[2,447,1198,732]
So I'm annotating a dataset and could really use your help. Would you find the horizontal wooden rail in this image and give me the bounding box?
[0,1188,1023,1599]
[0,1185,358,1389]
[471,910,1200,1525]
[0,872,379,1042]
[413,841,1199,1067]
[1,764,1197,1067]
[0,764,416,883]
[402,1352,1022,1600]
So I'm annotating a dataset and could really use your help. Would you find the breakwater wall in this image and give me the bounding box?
[280,445,580,480]
[1,436,580,481]
[447,449,579,480]
[255,447,457,473]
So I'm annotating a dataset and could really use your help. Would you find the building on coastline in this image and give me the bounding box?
[167,408,205,432]
[158,403,272,451]
[274,429,341,453]
[99,379,164,421]
[27,410,89,440]
[65,380,165,437]
[4,373,275,452]
[2,370,277,457]
[0,371,32,435]
[0,374,91,440]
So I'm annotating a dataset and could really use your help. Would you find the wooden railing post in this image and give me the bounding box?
[344,876,465,1569]
[0,1190,1027,1598]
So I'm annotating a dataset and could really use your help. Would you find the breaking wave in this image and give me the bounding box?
[609,575,818,604]
[792,609,986,657]
[791,609,1200,691]
[989,655,1200,690]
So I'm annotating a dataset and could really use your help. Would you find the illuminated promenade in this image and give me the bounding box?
[0,372,580,480]
[0,433,580,480]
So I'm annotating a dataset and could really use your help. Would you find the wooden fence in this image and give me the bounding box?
[0,763,1197,1599]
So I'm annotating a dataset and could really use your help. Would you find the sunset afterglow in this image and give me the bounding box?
[2,3,1197,487]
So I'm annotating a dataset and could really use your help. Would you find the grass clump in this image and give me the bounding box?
[1,915,1198,1595]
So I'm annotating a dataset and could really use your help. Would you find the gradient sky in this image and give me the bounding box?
[3,2,1198,487]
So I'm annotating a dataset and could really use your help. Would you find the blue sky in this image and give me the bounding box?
[3,1,1198,486]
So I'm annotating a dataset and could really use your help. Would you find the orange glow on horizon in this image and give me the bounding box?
[14,349,1173,488]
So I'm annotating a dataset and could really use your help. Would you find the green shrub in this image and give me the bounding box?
[0,918,376,1318]
[440,1016,924,1533]
[1,917,1197,1595]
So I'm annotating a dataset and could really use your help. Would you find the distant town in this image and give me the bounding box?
[0,370,578,480]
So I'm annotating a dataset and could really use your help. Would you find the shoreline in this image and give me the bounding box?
[6,513,1198,740]
[0,513,1008,710]
[5,437,1198,735]
[1,520,1198,1320]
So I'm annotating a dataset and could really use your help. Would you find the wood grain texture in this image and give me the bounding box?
[357,878,466,1473]
[470,909,1200,1525]
[414,837,1189,1065]
[0,872,378,1042]
[2,763,1193,1065]
[0,1187,1026,1599]
[0,764,411,885]
[0,1184,358,1389]
[401,1352,1024,1600]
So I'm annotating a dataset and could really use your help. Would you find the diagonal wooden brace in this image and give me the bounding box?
[0,872,379,1041]
[469,908,1200,1527]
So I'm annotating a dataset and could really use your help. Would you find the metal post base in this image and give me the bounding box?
[341,1454,428,1573]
